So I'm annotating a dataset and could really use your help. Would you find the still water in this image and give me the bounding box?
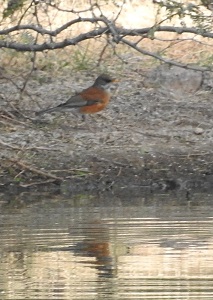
[0,191,213,299]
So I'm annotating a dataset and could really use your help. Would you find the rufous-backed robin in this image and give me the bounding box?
[36,74,117,116]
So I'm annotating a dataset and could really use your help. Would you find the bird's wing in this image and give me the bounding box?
[59,93,99,108]
[79,87,108,104]
[36,87,105,116]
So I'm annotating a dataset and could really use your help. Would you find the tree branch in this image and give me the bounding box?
[0,25,213,52]
[0,17,107,36]
[121,37,211,72]
[0,27,108,51]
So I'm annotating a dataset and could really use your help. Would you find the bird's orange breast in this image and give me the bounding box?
[79,87,110,114]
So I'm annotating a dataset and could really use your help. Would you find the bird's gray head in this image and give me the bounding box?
[93,74,117,89]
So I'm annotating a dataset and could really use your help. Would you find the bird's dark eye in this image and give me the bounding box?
[105,77,113,82]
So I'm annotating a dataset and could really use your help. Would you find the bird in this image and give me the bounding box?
[36,74,118,116]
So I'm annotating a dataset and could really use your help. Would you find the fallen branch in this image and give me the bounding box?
[0,139,23,150]
[0,139,62,152]
[1,113,31,127]
[8,158,63,181]
[19,179,60,187]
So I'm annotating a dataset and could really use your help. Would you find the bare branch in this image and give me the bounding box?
[0,27,108,51]
[0,24,213,52]
[48,2,95,14]
[121,37,211,72]
[8,158,63,181]
[0,17,110,36]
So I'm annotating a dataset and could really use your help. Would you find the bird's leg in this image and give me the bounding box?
[81,114,86,122]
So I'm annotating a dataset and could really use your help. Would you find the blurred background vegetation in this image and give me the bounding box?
[0,0,213,109]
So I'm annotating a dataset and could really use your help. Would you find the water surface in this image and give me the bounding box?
[0,192,213,299]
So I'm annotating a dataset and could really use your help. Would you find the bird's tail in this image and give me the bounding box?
[35,105,63,116]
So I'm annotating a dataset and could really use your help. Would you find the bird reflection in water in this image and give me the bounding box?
[72,220,114,278]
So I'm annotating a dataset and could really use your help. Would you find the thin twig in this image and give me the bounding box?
[121,37,211,72]
[8,158,63,181]
[0,139,23,150]
[19,179,60,187]
[1,114,31,126]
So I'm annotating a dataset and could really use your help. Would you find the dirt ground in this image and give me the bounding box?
[0,64,213,194]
